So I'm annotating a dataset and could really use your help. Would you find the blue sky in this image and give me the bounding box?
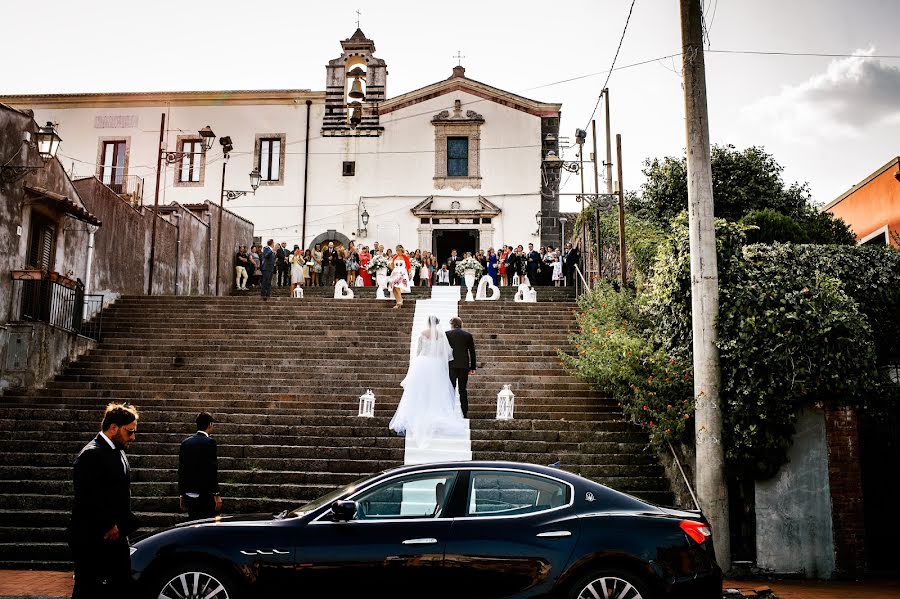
[4,0,899,211]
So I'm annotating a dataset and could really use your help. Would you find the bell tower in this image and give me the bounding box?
[323,29,386,137]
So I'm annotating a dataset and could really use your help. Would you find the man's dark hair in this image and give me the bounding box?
[101,402,139,431]
[196,412,214,431]
[449,317,463,329]
[267,239,274,246]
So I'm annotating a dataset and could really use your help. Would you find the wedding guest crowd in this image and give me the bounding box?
[234,240,580,291]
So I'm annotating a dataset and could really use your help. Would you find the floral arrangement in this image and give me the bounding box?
[366,254,390,274]
[455,257,484,278]
[409,258,422,271]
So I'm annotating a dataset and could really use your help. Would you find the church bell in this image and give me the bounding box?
[348,102,362,127]
[349,79,365,100]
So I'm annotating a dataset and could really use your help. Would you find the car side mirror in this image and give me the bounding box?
[330,500,357,522]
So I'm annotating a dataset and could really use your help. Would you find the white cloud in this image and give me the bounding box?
[743,48,900,143]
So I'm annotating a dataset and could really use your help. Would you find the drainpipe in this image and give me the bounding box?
[173,212,182,295]
[301,99,312,248]
[205,209,212,295]
[84,225,97,295]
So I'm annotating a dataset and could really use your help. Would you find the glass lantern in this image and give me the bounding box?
[358,389,376,418]
[496,384,515,420]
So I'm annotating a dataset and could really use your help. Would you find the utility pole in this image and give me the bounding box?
[680,0,730,570]
[147,113,165,295]
[591,120,601,282]
[603,89,613,195]
[616,134,626,288]
[214,155,228,296]
[604,89,628,287]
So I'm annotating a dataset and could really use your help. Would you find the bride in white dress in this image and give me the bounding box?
[389,315,468,446]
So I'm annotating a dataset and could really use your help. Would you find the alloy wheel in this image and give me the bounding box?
[576,576,644,599]
[158,570,230,599]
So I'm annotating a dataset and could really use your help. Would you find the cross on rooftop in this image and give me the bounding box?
[454,50,465,66]
[355,9,361,28]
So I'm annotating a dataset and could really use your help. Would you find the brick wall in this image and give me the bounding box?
[824,404,867,576]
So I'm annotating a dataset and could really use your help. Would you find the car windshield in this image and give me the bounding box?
[288,475,370,518]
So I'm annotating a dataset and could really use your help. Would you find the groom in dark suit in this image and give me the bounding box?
[178,412,222,520]
[69,402,140,598]
[446,317,477,417]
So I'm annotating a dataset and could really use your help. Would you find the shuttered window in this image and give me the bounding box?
[27,216,55,270]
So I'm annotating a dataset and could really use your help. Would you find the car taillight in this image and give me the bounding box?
[680,520,711,544]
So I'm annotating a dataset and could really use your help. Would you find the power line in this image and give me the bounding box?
[707,49,900,59]
[583,0,638,130]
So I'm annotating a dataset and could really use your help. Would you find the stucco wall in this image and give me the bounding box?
[756,408,835,577]
[825,159,900,246]
[10,76,554,254]
[74,177,145,300]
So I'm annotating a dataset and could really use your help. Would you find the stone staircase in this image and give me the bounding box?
[0,292,671,569]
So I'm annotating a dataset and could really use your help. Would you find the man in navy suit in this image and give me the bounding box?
[446,317,477,417]
[260,239,277,299]
[178,412,221,520]
[68,402,140,599]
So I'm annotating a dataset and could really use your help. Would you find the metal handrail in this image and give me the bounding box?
[669,441,701,512]
[573,264,591,296]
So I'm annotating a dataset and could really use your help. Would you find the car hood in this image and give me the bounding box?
[131,513,279,543]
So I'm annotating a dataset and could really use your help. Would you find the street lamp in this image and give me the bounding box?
[198,125,216,151]
[35,122,62,161]
[535,210,542,237]
[357,199,370,237]
[558,216,568,247]
[215,142,261,295]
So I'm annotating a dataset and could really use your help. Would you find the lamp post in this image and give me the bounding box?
[214,137,260,295]
[148,117,221,295]
[357,199,370,237]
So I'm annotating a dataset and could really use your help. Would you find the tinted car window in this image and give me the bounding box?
[354,472,457,520]
[467,471,568,517]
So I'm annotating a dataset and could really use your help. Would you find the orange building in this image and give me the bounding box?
[823,157,900,246]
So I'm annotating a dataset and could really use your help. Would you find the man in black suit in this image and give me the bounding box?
[563,243,580,287]
[447,249,459,286]
[178,412,222,520]
[526,242,541,285]
[68,402,140,599]
[446,317,477,417]
[260,239,277,299]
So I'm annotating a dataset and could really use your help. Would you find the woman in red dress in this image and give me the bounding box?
[359,245,372,286]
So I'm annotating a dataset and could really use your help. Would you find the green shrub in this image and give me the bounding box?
[567,213,897,478]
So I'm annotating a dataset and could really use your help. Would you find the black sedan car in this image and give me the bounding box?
[130,461,721,599]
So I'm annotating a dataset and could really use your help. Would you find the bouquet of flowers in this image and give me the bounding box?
[366,254,390,275]
[455,257,484,278]
[409,258,422,272]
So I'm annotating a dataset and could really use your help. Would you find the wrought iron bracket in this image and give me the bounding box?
[0,165,44,185]
[223,189,254,201]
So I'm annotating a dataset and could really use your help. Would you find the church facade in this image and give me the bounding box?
[0,30,562,264]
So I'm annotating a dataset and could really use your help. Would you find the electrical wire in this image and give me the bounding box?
[582,0,638,131]
[707,49,900,59]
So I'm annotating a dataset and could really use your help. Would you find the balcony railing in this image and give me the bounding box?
[9,271,104,341]
[107,175,144,206]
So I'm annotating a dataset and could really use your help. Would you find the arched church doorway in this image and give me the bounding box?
[433,229,478,265]
[308,229,352,252]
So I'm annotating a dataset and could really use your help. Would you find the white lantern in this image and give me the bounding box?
[496,384,515,420]
[358,389,376,417]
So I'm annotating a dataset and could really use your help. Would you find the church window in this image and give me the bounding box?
[254,134,286,185]
[447,137,469,177]
[342,161,356,176]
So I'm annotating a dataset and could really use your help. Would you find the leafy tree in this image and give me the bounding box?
[629,145,853,244]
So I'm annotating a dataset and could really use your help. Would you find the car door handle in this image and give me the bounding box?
[536,531,572,538]
[402,537,438,545]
